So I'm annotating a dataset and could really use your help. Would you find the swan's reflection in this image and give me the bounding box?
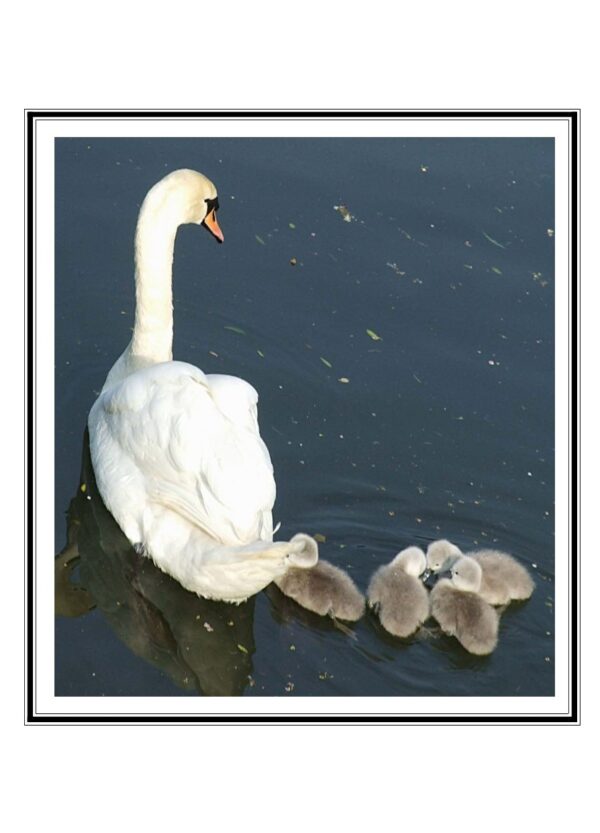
[55,431,256,696]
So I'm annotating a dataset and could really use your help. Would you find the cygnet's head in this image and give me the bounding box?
[450,556,482,593]
[426,539,463,573]
[393,546,427,577]
[139,168,224,242]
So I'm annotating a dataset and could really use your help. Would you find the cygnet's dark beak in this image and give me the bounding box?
[422,569,437,589]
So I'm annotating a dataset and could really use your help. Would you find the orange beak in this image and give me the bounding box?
[202,209,224,243]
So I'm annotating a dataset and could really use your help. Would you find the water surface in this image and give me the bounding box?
[55,137,555,697]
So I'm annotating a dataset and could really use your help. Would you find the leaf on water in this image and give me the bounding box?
[320,357,333,368]
[334,204,353,222]
[491,266,503,275]
[224,325,246,335]
[482,230,506,249]
[257,349,265,358]
[288,222,296,229]
[237,643,249,654]
[255,234,266,245]
[366,329,382,341]
[314,533,327,543]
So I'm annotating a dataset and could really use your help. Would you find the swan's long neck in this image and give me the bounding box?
[101,169,217,392]
[130,204,178,365]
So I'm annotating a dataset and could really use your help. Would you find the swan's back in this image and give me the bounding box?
[89,361,276,550]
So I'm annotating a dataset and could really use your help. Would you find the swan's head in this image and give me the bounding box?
[392,546,427,577]
[450,556,482,593]
[140,168,224,242]
[426,539,463,573]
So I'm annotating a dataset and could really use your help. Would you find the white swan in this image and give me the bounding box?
[88,169,318,603]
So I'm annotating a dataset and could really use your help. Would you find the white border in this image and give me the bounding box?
[31,113,574,721]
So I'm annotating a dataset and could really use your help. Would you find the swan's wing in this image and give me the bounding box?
[91,361,276,546]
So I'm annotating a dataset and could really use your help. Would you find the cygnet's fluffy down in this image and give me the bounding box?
[469,549,535,605]
[430,556,499,655]
[426,540,535,606]
[275,559,365,621]
[367,546,430,637]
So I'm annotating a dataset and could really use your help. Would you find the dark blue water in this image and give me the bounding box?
[55,137,555,697]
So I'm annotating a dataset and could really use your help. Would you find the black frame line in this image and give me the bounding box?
[26,109,579,725]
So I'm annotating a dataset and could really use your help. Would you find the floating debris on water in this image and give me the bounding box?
[366,328,382,341]
[285,681,295,692]
[289,257,297,266]
[334,204,353,223]
[203,622,214,633]
[482,230,506,249]
[386,261,406,276]
[224,325,246,335]
[288,222,296,229]
[420,164,429,173]
[547,228,554,237]
[237,643,249,654]
[314,533,327,543]
[320,356,333,368]
[80,483,87,493]
[338,377,350,384]
[255,234,266,245]
[490,266,503,275]
[257,349,265,358]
